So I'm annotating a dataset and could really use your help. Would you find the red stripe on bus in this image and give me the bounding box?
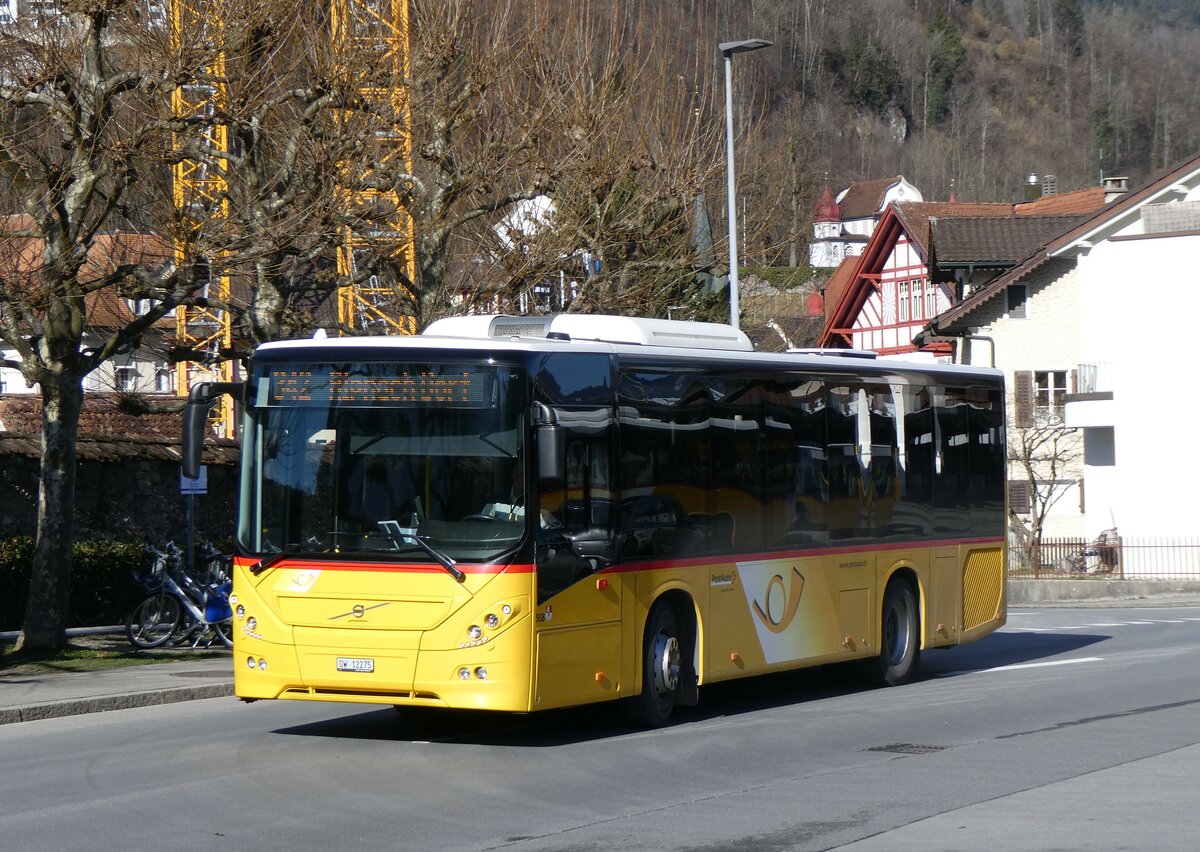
[232,535,1001,577]
[232,557,535,574]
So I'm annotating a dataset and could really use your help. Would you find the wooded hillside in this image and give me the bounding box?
[708,0,1200,264]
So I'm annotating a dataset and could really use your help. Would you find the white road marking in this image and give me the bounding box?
[982,657,1104,673]
[1005,618,1197,633]
[937,657,1104,678]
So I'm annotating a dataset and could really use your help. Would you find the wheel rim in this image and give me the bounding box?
[132,596,178,645]
[651,629,680,697]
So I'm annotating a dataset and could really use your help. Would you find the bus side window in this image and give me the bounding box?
[534,406,615,600]
[867,384,899,534]
[826,383,862,539]
[901,385,936,538]
[555,426,615,568]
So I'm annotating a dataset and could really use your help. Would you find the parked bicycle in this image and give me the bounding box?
[125,541,233,650]
[1056,527,1121,575]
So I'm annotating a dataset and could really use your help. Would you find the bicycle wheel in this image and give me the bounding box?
[125,592,182,649]
[213,619,233,648]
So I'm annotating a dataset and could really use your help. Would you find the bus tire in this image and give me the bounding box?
[620,602,681,728]
[866,580,919,686]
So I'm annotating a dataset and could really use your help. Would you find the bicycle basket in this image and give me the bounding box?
[134,550,167,590]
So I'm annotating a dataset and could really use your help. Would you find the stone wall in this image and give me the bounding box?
[0,452,237,545]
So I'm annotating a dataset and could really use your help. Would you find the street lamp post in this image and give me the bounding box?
[719,38,772,329]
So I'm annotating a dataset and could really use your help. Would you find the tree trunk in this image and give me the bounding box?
[17,376,85,652]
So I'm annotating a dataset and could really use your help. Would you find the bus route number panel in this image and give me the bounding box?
[265,365,494,408]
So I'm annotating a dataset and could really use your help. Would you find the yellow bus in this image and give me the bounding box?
[184,314,1006,726]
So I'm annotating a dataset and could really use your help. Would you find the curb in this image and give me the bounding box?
[0,682,234,726]
[1008,579,1200,606]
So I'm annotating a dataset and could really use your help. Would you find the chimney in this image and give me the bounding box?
[1103,176,1129,203]
[1024,173,1040,201]
[1041,174,1058,197]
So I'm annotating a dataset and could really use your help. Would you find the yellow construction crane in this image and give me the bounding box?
[170,6,235,435]
[172,0,416,435]
[331,0,418,334]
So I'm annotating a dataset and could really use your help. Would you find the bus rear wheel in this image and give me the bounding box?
[620,603,681,728]
[866,580,919,686]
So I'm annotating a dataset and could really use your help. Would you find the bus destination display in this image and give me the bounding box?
[267,365,492,407]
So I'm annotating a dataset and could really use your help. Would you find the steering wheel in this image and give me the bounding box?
[462,513,502,522]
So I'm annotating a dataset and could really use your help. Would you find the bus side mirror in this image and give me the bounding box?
[532,402,565,485]
[183,381,244,479]
[537,424,565,485]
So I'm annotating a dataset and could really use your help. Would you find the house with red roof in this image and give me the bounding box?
[816,186,1110,357]
[914,160,1200,558]
[0,228,177,397]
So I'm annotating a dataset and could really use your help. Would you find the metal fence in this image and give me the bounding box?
[1009,536,1200,580]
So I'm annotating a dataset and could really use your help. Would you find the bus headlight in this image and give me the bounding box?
[458,667,471,681]
[474,667,488,680]
[484,613,499,629]
[467,625,483,641]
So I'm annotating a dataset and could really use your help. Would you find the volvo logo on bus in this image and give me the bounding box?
[329,602,388,621]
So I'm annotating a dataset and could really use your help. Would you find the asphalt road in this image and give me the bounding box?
[3,605,1199,851]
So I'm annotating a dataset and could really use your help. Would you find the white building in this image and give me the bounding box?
[809,176,923,269]
[920,160,1200,572]
[0,228,178,398]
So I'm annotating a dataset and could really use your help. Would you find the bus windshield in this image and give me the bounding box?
[239,360,529,563]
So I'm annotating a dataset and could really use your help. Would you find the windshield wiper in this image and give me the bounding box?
[377,520,465,583]
[249,550,298,576]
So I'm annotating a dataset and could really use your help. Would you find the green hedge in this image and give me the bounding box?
[0,537,149,631]
[743,266,818,289]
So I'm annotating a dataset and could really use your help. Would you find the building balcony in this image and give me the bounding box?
[1064,362,1113,428]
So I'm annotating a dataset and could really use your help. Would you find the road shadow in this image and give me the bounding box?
[272,630,1108,746]
[917,629,1106,678]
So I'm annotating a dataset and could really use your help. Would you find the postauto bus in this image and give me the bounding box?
[183,314,1006,726]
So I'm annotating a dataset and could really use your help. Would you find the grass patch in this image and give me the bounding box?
[0,639,228,676]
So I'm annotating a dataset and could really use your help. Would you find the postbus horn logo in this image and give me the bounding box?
[752,567,805,634]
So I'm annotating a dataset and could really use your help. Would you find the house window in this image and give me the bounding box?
[1034,370,1068,418]
[924,280,937,318]
[1007,284,1028,318]
[155,365,173,393]
[126,298,175,318]
[898,281,909,322]
[115,366,138,392]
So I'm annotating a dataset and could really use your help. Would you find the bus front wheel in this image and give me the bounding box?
[866,580,919,686]
[620,603,681,728]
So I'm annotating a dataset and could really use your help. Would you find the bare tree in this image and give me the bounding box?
[0,0,388,650]
[1008,407,1082,577]
[0,1,205,650]
[349,1,744,326]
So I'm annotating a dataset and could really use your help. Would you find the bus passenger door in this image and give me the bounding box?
[532,576,623,710]
[529,368,623,709]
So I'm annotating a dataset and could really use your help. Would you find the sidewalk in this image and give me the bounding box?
[0,630,233,725]
[4,581,1200,726]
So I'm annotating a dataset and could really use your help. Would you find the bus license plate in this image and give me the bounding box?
[336,657,374,673]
